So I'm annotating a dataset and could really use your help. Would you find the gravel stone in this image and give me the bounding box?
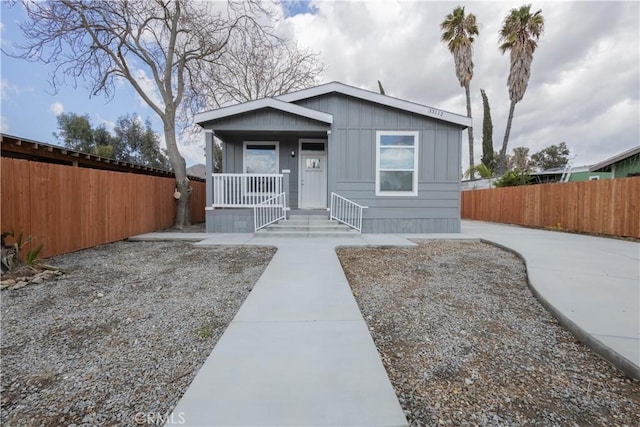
[337,240,640,426]
[1,241,275,426]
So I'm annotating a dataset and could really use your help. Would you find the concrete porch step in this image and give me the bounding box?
[267,224,352,232]
[254,229,361,238]
[255,216,360,238]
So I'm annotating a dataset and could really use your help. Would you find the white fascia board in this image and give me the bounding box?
[195,98,333,126]
[277,81,472,128]
[589,145,640,172]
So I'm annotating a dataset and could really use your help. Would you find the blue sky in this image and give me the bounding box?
[1,3,172,159]
[2,1,639,170]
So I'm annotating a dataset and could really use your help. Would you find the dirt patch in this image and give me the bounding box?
[337,240,640,426]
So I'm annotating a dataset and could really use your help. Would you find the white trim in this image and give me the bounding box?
[589,145,640,172]
[243,141,280,175]
[298,139,328,209]
[277,81,471,128]
[195,97,333,125]
[375,131,419,197]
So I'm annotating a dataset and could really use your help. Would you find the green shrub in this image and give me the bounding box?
[494,169,532,187]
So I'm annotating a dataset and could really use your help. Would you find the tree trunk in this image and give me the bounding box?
[465,83,475,179]
[499,100,517,175]
[163,116,191,229]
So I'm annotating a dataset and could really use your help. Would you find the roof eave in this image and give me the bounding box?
[276,81,471,128]
[195,98,333,126]
[589,145,640,171]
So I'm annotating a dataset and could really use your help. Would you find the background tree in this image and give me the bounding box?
[480,89,495,172]
[441,6,479,178]
[493,168,531,187]
[497,4,545,174]
[531,142,570,170]
[464,163,493,179]
[53,113,95,153]
[509,146,533,171]
[15,0,276,228]
[55,111,170,168]
[113,114,170,169]
[213,142,223,173]
[92,125,116,158]
[187,27,324,112]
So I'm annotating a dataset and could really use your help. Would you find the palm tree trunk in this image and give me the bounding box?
[499,100,517,174]
[465,84,475,179]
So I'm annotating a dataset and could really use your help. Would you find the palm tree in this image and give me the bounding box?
[441,6,479,178]
[497,4,544,174]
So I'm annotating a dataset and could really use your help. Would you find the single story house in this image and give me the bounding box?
[589,145,640,178]
[195,82,470,233]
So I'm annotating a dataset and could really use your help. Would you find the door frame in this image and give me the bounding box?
[298,138,328,209]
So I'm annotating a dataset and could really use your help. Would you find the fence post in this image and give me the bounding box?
[282,170,290,213]
[205,131,214,208]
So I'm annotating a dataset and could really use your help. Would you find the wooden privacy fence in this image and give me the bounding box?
[1,157,206,258]
[461,177,640,238]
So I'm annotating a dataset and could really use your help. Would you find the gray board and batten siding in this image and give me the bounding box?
[201,87,465,234]
[296,93,462,233]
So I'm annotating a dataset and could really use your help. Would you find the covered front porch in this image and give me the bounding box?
[205,171,366,234]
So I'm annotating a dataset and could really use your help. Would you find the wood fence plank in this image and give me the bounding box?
[1,158,207,258]
[461,177,640,238]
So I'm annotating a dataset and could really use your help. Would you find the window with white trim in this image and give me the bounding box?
[243,141,279,194]
[243,141,279,174]
[376,131,419,196]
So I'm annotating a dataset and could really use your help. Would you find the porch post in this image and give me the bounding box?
[205,130,214,208]
[282,169,291,210]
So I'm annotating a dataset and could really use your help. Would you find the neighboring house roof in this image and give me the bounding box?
[195,97,334,126]
[531,165,589,176]
[195,81,471,128]
[589,145,640,172]
[530,167,565,176]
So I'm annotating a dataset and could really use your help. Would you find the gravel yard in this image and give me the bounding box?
[337,240,640,426]
[1,241,275,426]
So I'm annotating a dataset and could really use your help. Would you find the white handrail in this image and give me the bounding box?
[212,173,283,207]
[330,192,368,232]
[254,192,287,232]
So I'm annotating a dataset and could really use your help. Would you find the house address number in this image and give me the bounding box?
[428,108,444,117]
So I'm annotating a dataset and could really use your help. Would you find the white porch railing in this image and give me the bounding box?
[212,173,283,207]
[330,192,368,232]
[254,192,287,231]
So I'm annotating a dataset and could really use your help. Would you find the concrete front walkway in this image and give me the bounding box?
[457,220,640,379]
[128,220,640,426]
[165,236,415,426]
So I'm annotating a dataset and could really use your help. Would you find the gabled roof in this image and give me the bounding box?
[195,97,333,125]
[276,81,471,128]
[195,81,471,129]
[589,145,640,172]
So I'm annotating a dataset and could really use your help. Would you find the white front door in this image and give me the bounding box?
[299,140,327,209]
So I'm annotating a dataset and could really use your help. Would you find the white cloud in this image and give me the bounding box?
[1,78,21,99]
[176,126,206,167]
[1,115,9,133]
[94,113,116,131]
[133,69,164,110]
[49,101,64,116]
[284,1,639,171]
